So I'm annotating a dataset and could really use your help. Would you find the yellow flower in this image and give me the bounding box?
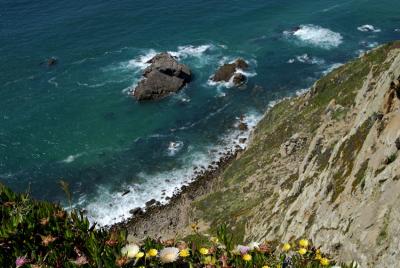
[298,248,307,255]
[199,248,209,255]
[135,252,144,259]
[320,258,330,266]
[315,253,322,260]
[262,266,270,268]
[146,249,158,257]
[179,249,190,257]
[299,239,309,248]
[242,254,252,262]
[282,243,291,251]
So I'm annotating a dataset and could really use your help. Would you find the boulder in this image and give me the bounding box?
[212,58,249,86]
[134,53,192,101]
[238,122,248,131]
[145,199,157,207]
[129,207,143,216]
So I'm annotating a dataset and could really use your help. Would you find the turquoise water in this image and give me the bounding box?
[1,0,399,225]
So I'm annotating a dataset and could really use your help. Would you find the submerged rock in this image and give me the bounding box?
[133,53,192,101]
[212,58,249,86]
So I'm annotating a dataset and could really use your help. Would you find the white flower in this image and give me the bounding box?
[235,245,250,254]
[121,243,140,258]
[159,247,179,263]
[248,241,260,250]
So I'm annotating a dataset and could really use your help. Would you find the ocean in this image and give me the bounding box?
[1,0,399,225]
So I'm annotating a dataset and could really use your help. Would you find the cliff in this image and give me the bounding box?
[126,41,400,267]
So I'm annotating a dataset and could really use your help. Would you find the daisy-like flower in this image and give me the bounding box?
[298,248,307,255]
[146,249,158,257]
[159,247,179,263]
[179,248,190,257]
[236,245,250,254]
[282,243,291,252]
[242,254,252,262]
[248,241,260,250]
[16,256,29,268]
[299,239,309,248]
[320,258,330,266]
[41,235,56,246]
[199,247,209,255]
[121,243,140,258]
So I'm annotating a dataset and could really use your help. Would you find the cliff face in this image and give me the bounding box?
[127,42,400,267]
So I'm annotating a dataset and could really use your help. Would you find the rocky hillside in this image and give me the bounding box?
[126,41,400,267]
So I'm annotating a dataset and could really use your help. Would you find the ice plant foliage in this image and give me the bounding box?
[0,183,358,267]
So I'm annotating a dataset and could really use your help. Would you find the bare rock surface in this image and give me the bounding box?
[133,53,192,101]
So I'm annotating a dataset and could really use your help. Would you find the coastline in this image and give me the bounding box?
[110,145,244,239]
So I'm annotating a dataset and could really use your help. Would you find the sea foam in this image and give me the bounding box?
[83,110,262,226]
[357,24,381,33]
[287,24,343,49]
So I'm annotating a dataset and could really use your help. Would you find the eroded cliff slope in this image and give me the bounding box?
[127,42,400,267]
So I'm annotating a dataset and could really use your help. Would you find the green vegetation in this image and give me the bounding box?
[191,41,398,238]
[0,184,355,267]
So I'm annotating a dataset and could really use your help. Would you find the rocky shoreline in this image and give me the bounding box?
[110,147,244,239]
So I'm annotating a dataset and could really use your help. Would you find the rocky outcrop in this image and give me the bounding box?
[212,59,249,86]
[133,53,192,101]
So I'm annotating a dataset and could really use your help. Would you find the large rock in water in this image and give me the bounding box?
[133,53,192,101]
[212,58,249,86]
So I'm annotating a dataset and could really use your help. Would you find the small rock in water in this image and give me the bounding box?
[239,138,247,144]
[47,57,58,66]
[238,122,248,131]
[121,190,130,196]
[212,58,250,86]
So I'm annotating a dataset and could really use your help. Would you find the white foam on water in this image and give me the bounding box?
[323,63,343,75]
[48,77,58,87]
[395,29,400,32]
[83,110,263,226]
[289,54,325,65]
[61,153,83,164]
[167,141,184,156]
[126,49,158,70]
[287,24,343,49]
[168,44,213,59]
[357,24,381,33]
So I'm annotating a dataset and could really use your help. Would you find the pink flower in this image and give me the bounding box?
[16,256,28,268]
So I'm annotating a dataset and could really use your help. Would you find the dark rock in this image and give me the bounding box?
[239,138,247,144]
[145,199,157,207]
[238,122,248,131]
[47,57,57,66]
[212,58,249,86]
[129,207,143,216]
[233,73,247,86]
[121,190,130,196]
[134,53,192,101]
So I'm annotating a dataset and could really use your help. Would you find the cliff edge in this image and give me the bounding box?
[126,41,400,267]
